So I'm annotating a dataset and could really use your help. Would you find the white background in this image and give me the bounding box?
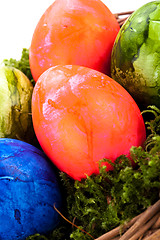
[0,0,151,63]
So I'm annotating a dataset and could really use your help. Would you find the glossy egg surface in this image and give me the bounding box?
[32,65,146,180]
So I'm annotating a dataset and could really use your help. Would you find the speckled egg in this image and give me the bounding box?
[0,138,62,240]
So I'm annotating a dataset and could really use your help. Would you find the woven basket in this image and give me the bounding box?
[94,11,160,240]
[96,199,160,240]
[114,10,134,26]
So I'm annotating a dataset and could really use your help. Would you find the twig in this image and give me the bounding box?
[95,212,143,240]
[119,200,160,240]
[53,204,95,239]
[117,17,128,26]
[143,229,160,240]
[114,10,134,18]
[96,200,160,240]
[127,212,160,240]
[114,10,134,27]
[151,216,160,229]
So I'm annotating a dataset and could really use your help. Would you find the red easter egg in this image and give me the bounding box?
[29,0,120,81]
[32,65,146,180]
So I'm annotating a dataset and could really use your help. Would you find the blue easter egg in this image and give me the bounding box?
[0,138,62,240]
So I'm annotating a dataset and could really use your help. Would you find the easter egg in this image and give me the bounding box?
[111,1,160,109]
[0,138,62,240]
[0,66,37,145]
[32,65,146,180]
[29,0,120,82]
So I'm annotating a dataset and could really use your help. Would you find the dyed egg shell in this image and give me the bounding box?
[0,138,62,240]
[0,66,37,145]
[29,0,120,81]
[32,65,146,180]
[111,1,160,109]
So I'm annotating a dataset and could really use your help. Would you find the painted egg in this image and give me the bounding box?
[0,138,62,240]
[0,66,37,145]
[111,1,160,109]
[29,0,120,81]
[32,65,146,180]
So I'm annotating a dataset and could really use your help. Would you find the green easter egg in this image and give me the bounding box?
[111,1,160,109]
